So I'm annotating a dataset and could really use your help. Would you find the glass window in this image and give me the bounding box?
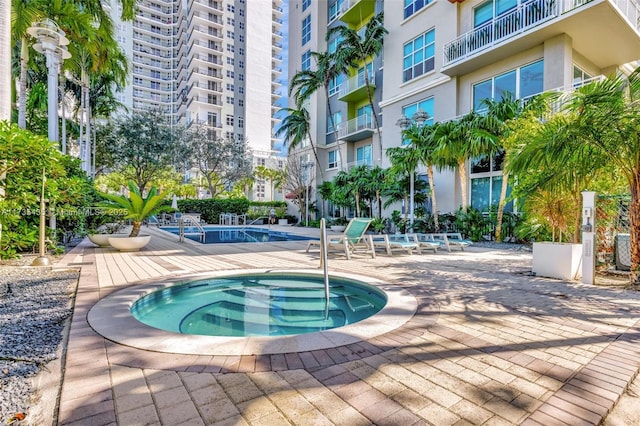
[404,0,431,19]
[356,145,372,166]
[356,105,372,130]
[328,36,342,54]
[573,65,593,88]
[327,111,342,133]
[471,155,491,174]
[471,177,490,212]
[301,50,311,71]
[473,60,544,109]
[302,15,311,45]
[328,75,343,96]
[357,63,373,87]
[328,150,338,169]
[302,0,311,11]
[403,29,435,82]
[474,1,493,27]
[329,0,344,22]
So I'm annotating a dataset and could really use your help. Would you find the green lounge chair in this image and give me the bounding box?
[306,218,375,259]
[370,233,422,256]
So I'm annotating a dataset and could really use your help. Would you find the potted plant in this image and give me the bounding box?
[99,181,170,251]
[86,222,127,247]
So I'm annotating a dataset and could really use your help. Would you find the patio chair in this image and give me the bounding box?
[424,233,471,251]
[369,234,422,256]
[306,218,375,259]
[410,233,441,253]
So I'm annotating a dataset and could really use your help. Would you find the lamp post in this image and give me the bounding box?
[302,161,314,226]
[27,19,70,144]
[396,111,429,231]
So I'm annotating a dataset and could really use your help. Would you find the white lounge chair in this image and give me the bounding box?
[306,218,375,259]
[410,233,440,253]
[369,234,422,256]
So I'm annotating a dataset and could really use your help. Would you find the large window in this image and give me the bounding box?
[474,0,517,27]
[301,50,311,71]
[401,98,434,145]
[328,150,338,169]
[328,36,342,54]
[357,105,372,130]
[404,0,432,19]
[328,75,343,96]
[470,152,513,212]
[302,15,311,45]
[573,65,593,88]
[356,145,372,166]
[327,111,342,133]
[473,60,543,110]
[403,29,435,82]
[357,63,373,87]
[329,0,344,22]
[302,0,311,11]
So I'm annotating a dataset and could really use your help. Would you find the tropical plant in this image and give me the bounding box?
[99,181,170,237]
[275,107,324,180]
[387,144,419,224]
[328,12,388,157]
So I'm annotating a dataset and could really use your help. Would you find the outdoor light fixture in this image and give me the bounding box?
[27,19,71,144]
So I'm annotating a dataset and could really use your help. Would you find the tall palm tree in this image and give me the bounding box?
[290,50,354,168]
[0,0,10,121]
[387,144,420,223]
[275,107,324,180]
[401,123,442,229]
[328,12,388,157]
[365,165,386,219]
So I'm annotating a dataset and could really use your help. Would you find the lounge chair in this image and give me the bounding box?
[423,233,472,251]
[306,218,375,259]
[369,233,422,256]
[410,233,440,253]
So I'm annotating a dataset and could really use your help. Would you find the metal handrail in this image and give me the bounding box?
[178,215,205,242]
[320,218,330,319]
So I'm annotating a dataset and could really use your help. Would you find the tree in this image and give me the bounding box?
[102,110,180,193]
[400,123,441,229]
[334,165,371,218]
[282,156,314,223]
[99,181,170,237]
[182,122,252,198]
[0,0,9,120]
[365,166,386,219]
[275,107,323,180]
[328,12,388,156]
[387,145,420,223]
[289,50,353,167]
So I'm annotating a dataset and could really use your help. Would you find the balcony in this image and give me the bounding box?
[335,0,376,26]
[342,160,372,171]
[442,0,640,76]
[338,72,375,102]
[336,115,375,142]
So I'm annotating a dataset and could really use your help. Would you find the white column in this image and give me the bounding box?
[582,191,596,285]
[45,49,60,142]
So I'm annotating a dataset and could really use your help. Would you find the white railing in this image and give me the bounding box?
[338,71,375,98]
[336,115,375,139]
[444,0,640,66]
[342,159,373,171]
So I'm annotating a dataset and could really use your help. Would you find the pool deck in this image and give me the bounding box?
[52,225,640,425]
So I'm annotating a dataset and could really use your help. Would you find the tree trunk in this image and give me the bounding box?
[18,39,28,129]
[630,174,640,285]
[427,165,439,230]
[495,170,509,242]
[355,192,361,217]
[458,159,468,211]
[130,221,142,237]
[376,190,382,219]
[363,67,382,162]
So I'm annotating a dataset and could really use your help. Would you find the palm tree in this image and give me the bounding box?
[275,107,324,180]
[387,144,420,223]
[433,112,500,212]
[99,181,170,237]
[290,51,354,168]
[365,166,386,219]
[328,12,388,157]
[401,123,442,229]
[1,0,10,121]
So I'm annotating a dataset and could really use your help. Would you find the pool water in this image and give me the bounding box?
[130,273,387,337]
[161,226,316,244]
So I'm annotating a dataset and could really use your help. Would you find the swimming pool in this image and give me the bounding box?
[161,226,316,244]
[130,272,387,337]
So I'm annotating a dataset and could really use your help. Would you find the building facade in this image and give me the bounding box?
[110,0,285,201]
[288,0,640,217]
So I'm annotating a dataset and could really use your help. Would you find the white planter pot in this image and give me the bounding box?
[87,234,113,247]
[108,235,151,252]
[532,242,582,280]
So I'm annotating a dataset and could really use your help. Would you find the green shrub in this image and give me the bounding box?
[177,198,250,224]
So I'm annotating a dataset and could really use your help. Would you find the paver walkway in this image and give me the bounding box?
[53,226,640,425]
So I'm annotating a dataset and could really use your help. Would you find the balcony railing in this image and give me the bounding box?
[443,0,640,66]
[336,115,375,141]
[338,71,375,101]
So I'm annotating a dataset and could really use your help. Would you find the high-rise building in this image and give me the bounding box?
[110,0,284,200]
[288,0,640,216]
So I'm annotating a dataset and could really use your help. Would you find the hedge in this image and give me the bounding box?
[177,198,250,224]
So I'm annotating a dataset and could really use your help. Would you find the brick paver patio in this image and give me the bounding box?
[53,226,640,425]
